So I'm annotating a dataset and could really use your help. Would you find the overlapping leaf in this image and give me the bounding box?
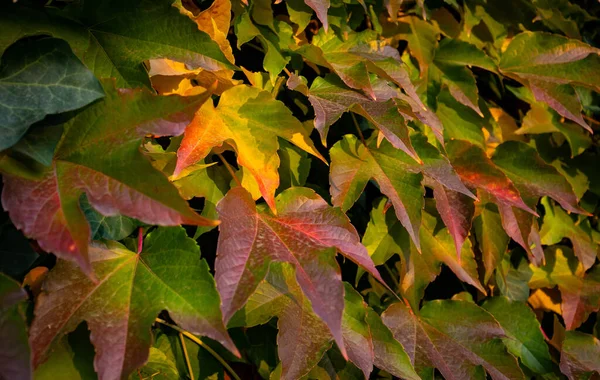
[382,300,525,380]
[175,85,324,211]
[330,134,472,248]
[2,82,215,273]
[0,0,235,89]
[29,227,237,380]
[215,186,385,359]
[0,37,104,151]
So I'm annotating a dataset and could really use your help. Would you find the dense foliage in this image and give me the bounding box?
[1,0,600,379]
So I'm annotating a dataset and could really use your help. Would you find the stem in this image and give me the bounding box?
[383,264,400,290]
[179,332,195,380]
[583,114,600,126]
[351,113,366,145]
[136,227,143,254]
[217,153,242,187]
[155,318,241,380]
[282,67,292,77]
[246,42,265,54]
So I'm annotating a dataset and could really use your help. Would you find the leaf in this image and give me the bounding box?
[29,227,238,380]
[12,124,64,167]
[278,140,311,190]
[295,31,443,141]
[539,197,597,270]
[400,211,485,309]
[432,39,495,116]
[0,273,30,380]
[0,0,236,88]
[306,74,418,159]
[382,300,525,380]
[330,134,471,248]
[341,283,373,378]
[430,180,475,258]
[215,186,385,359]
[1,81,215,274]
[482,297,554,374]
[560,331,600,380]
[0,37,104,151]
[382,16,439,74]
[229,262,332,380]
[175,85,324,212]
[474,201,509,284]
[529,246,600,330]
[499,32,600,90]
[79,194,140,241]
[436,91,486,148]
[362,197,407,266]
[499,32,600,131]
[434,38,497,72]
[366,309,420,380]
[510,86,592,157]
[446,139,535,215]
[174,0,235,63]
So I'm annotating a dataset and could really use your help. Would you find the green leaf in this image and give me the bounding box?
[0,0,235,88]
[400,211,484,309]
[434,38,497,72]
[362,197,408,266]
[540,197,597,270]
[330,134,471,249]
[278,140,311,190]
[29,227,237,380]
[482,297,554,374]
[0,37,104,151]
[0,273,30,380]
[499,32,600,90]
[474,201,509,284]
[382,300,525,380]
[80,194,140,241]
[560,331,600,380]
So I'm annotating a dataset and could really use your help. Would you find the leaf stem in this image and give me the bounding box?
[351,113,367,145]
[137,227,143,254]
[246,42,265,54]
[179,332,195,380]
[155,318,241,380]
[216,153,242,187]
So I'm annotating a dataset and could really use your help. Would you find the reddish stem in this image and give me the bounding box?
[137,227,144,254]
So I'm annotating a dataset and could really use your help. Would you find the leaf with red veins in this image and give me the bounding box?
[491,140,587,264]
[215,186,385,359]
[1,81,214,274]
[492,141,586,214]
[29,227,237,380]
[446,139,536,215]
[175,85,324,212]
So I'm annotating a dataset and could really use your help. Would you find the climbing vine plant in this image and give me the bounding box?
[1,0,600,379]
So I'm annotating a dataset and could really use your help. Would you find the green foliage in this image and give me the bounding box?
[0,0,599,379]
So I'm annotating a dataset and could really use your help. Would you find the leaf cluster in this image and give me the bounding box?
[1,0,600,379]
